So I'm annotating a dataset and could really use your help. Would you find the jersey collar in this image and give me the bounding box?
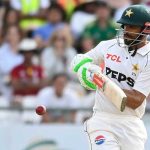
[137,42,150,56]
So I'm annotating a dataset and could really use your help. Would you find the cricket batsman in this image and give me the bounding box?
[71,5,150,150]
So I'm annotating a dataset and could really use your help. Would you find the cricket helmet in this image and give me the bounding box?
[116,5,150,50]
[117,5,150,32]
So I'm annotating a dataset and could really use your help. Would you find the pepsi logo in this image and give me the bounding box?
[95,135,105,145]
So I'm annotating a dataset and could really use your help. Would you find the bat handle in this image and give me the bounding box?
[92,74,105,89]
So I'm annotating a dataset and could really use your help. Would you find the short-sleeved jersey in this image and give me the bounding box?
[86,39,150,118]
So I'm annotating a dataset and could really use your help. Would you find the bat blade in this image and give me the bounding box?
[93,73,127,112]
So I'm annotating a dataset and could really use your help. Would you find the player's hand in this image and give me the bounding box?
[77,63,102,90]
[86,63,102,75]
[71,54,102,90]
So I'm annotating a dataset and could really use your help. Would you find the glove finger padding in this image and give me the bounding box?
[77,64,102,90]
[71,54,93,73]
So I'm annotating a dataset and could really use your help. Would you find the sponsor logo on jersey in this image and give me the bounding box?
[95,135,105,145]
[106,67,135,87]
[106,53,121,62]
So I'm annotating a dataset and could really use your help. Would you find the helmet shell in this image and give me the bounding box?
[117,5,150,27]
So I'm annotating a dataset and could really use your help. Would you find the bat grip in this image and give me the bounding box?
[93,74,105,89]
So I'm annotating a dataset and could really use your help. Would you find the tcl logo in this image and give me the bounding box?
[106,53,121,62]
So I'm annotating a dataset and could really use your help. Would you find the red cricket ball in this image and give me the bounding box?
[35,105,46,115]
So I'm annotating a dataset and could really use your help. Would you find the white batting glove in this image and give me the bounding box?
[71,54,102,90]
[77,63,103,90]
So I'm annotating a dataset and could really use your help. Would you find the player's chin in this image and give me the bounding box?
[124,39,133,46]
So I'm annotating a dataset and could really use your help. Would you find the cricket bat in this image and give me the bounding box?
[92,73,127,112]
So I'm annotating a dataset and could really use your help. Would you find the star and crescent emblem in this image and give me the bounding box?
[132,64,139,73]
[125,9,134,17]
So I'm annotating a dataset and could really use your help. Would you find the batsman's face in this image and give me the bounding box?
[123,25,143,45]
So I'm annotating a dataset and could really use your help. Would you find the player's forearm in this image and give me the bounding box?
[123,89,146,109]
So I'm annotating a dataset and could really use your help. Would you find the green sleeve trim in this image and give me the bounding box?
[82,67,96,90]
[74,58,92,72]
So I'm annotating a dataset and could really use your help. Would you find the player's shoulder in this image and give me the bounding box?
[143,42,150,59]
[142,43,150,69]
[145,51,150,67]
[95,39,118,50]
[100,39,117,45]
